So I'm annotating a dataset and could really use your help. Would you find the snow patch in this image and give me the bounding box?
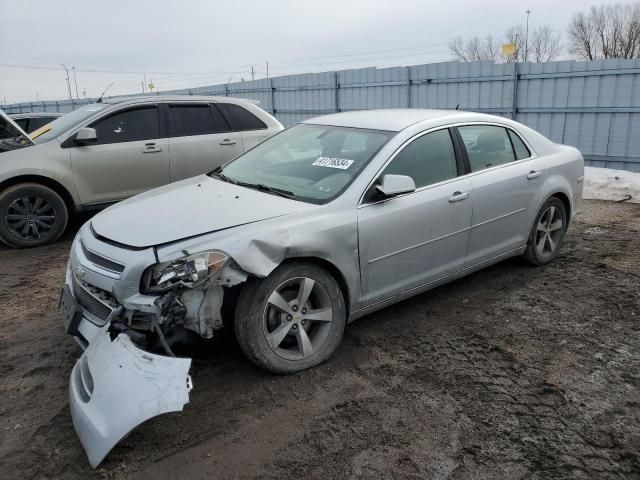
[583,167,640,204]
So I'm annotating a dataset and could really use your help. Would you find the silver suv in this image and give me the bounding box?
[0,96,283,248]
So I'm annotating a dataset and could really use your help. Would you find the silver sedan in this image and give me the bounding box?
[61,109,584,466]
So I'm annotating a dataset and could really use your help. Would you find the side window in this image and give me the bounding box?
[31,118,53,132]
[508,129,531,160]
[216,103,267,131]
[169,104,230,137]
[90,107,159,145]
[14,119,29,132]
[458,125,516,172]
[381,129,458,189]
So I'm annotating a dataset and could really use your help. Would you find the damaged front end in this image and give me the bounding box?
[69,331,192,467]
[133,250,247,350]
[64,244,248,467]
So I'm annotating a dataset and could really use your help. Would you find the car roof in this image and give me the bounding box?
[10,112,62,119]
[303,108,509,132]
[101,95,259,105]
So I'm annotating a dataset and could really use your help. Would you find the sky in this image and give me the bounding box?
[0,0,626,104]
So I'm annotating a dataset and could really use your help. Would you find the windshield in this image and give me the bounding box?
[32,103,109,144]
[216,124,394,203]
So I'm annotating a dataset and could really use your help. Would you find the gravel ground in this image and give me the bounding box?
[0,199,639,480]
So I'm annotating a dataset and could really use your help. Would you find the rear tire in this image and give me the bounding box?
[234,261,346,374]
[523,197,567,266]
[0,183,68,248]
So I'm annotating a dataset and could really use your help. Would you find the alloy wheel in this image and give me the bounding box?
[535,205,563,258]
[5,195,57,241]
[262,276,333,361]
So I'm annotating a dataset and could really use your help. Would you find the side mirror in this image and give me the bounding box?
[376,174,416,197]
[74,127,97,144]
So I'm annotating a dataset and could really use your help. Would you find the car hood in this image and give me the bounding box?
[91,175,316,248]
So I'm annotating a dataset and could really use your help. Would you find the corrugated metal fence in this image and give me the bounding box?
[5,59,640,171]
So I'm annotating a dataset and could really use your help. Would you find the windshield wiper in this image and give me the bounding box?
[235,181,297,200]
[209,168,297,199]
[209,168,237,184]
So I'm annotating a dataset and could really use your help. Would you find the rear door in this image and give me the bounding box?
[455,124,545,266]
[216,102,271,150]
[167,103,242,182]
[358,128,473,305]
[69,105,170,205]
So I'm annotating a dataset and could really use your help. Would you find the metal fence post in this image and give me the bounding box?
[334,72,340,113]
[511,62,519,120]
[270,78,275,115]
[407,66,411,108]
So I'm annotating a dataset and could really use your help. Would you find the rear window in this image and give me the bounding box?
[169,104,230,137]
[458,125,516,172]
[217,103,267,131]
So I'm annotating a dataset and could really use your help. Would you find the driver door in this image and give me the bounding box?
[69,105,170,205]
[357,128,473,305]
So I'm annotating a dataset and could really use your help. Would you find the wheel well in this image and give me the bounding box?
[282,256,351,315]
[550,192,571,219]
[0,175,75,214]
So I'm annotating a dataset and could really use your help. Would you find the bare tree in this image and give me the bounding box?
[530,25,562,62]
[568,2,640,59]
[450,23,561,63]
[449,35,501,62]
[502,25,526,62]
[568,11,598,59]
[449,36,469,62]
[484,35,500,62]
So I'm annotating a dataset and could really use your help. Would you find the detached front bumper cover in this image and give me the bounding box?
[69,331,192,468]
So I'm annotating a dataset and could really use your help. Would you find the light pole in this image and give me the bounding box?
[60,64,73,102]
[524,9,531,63]
[72,66,79,100]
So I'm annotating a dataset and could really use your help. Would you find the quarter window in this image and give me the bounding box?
[217,103,267,131]
[169,104,230,137]
[381,129,458,189]
[458,125,516,172]
[508,129,531,160]
[90,107,159,145]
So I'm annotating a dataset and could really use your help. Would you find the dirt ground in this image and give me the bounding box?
[0,199,639,480]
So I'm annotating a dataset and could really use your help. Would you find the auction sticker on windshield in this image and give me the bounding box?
[312,157,354,169]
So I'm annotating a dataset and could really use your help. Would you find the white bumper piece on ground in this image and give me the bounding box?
[69,330,192,467]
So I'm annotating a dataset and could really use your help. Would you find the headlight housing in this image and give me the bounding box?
[144,251,229,293]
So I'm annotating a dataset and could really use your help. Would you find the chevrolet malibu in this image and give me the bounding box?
[61,109,584,466]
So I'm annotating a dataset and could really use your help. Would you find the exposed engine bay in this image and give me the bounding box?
[108,252,249,356]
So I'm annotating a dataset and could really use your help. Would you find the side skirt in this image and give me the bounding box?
[348,245,527,322]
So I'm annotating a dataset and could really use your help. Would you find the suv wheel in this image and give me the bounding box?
[0,183,68,248]
[235,262,346,374]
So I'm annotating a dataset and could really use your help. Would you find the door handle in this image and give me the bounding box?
[527,170,542,180]
[143,147,164,153]
[448,191,470,203]
[219,139,236,146]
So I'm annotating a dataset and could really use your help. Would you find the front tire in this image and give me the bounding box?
[0,183,68,248]
[234,261,346,374]
[523,197,567,266]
